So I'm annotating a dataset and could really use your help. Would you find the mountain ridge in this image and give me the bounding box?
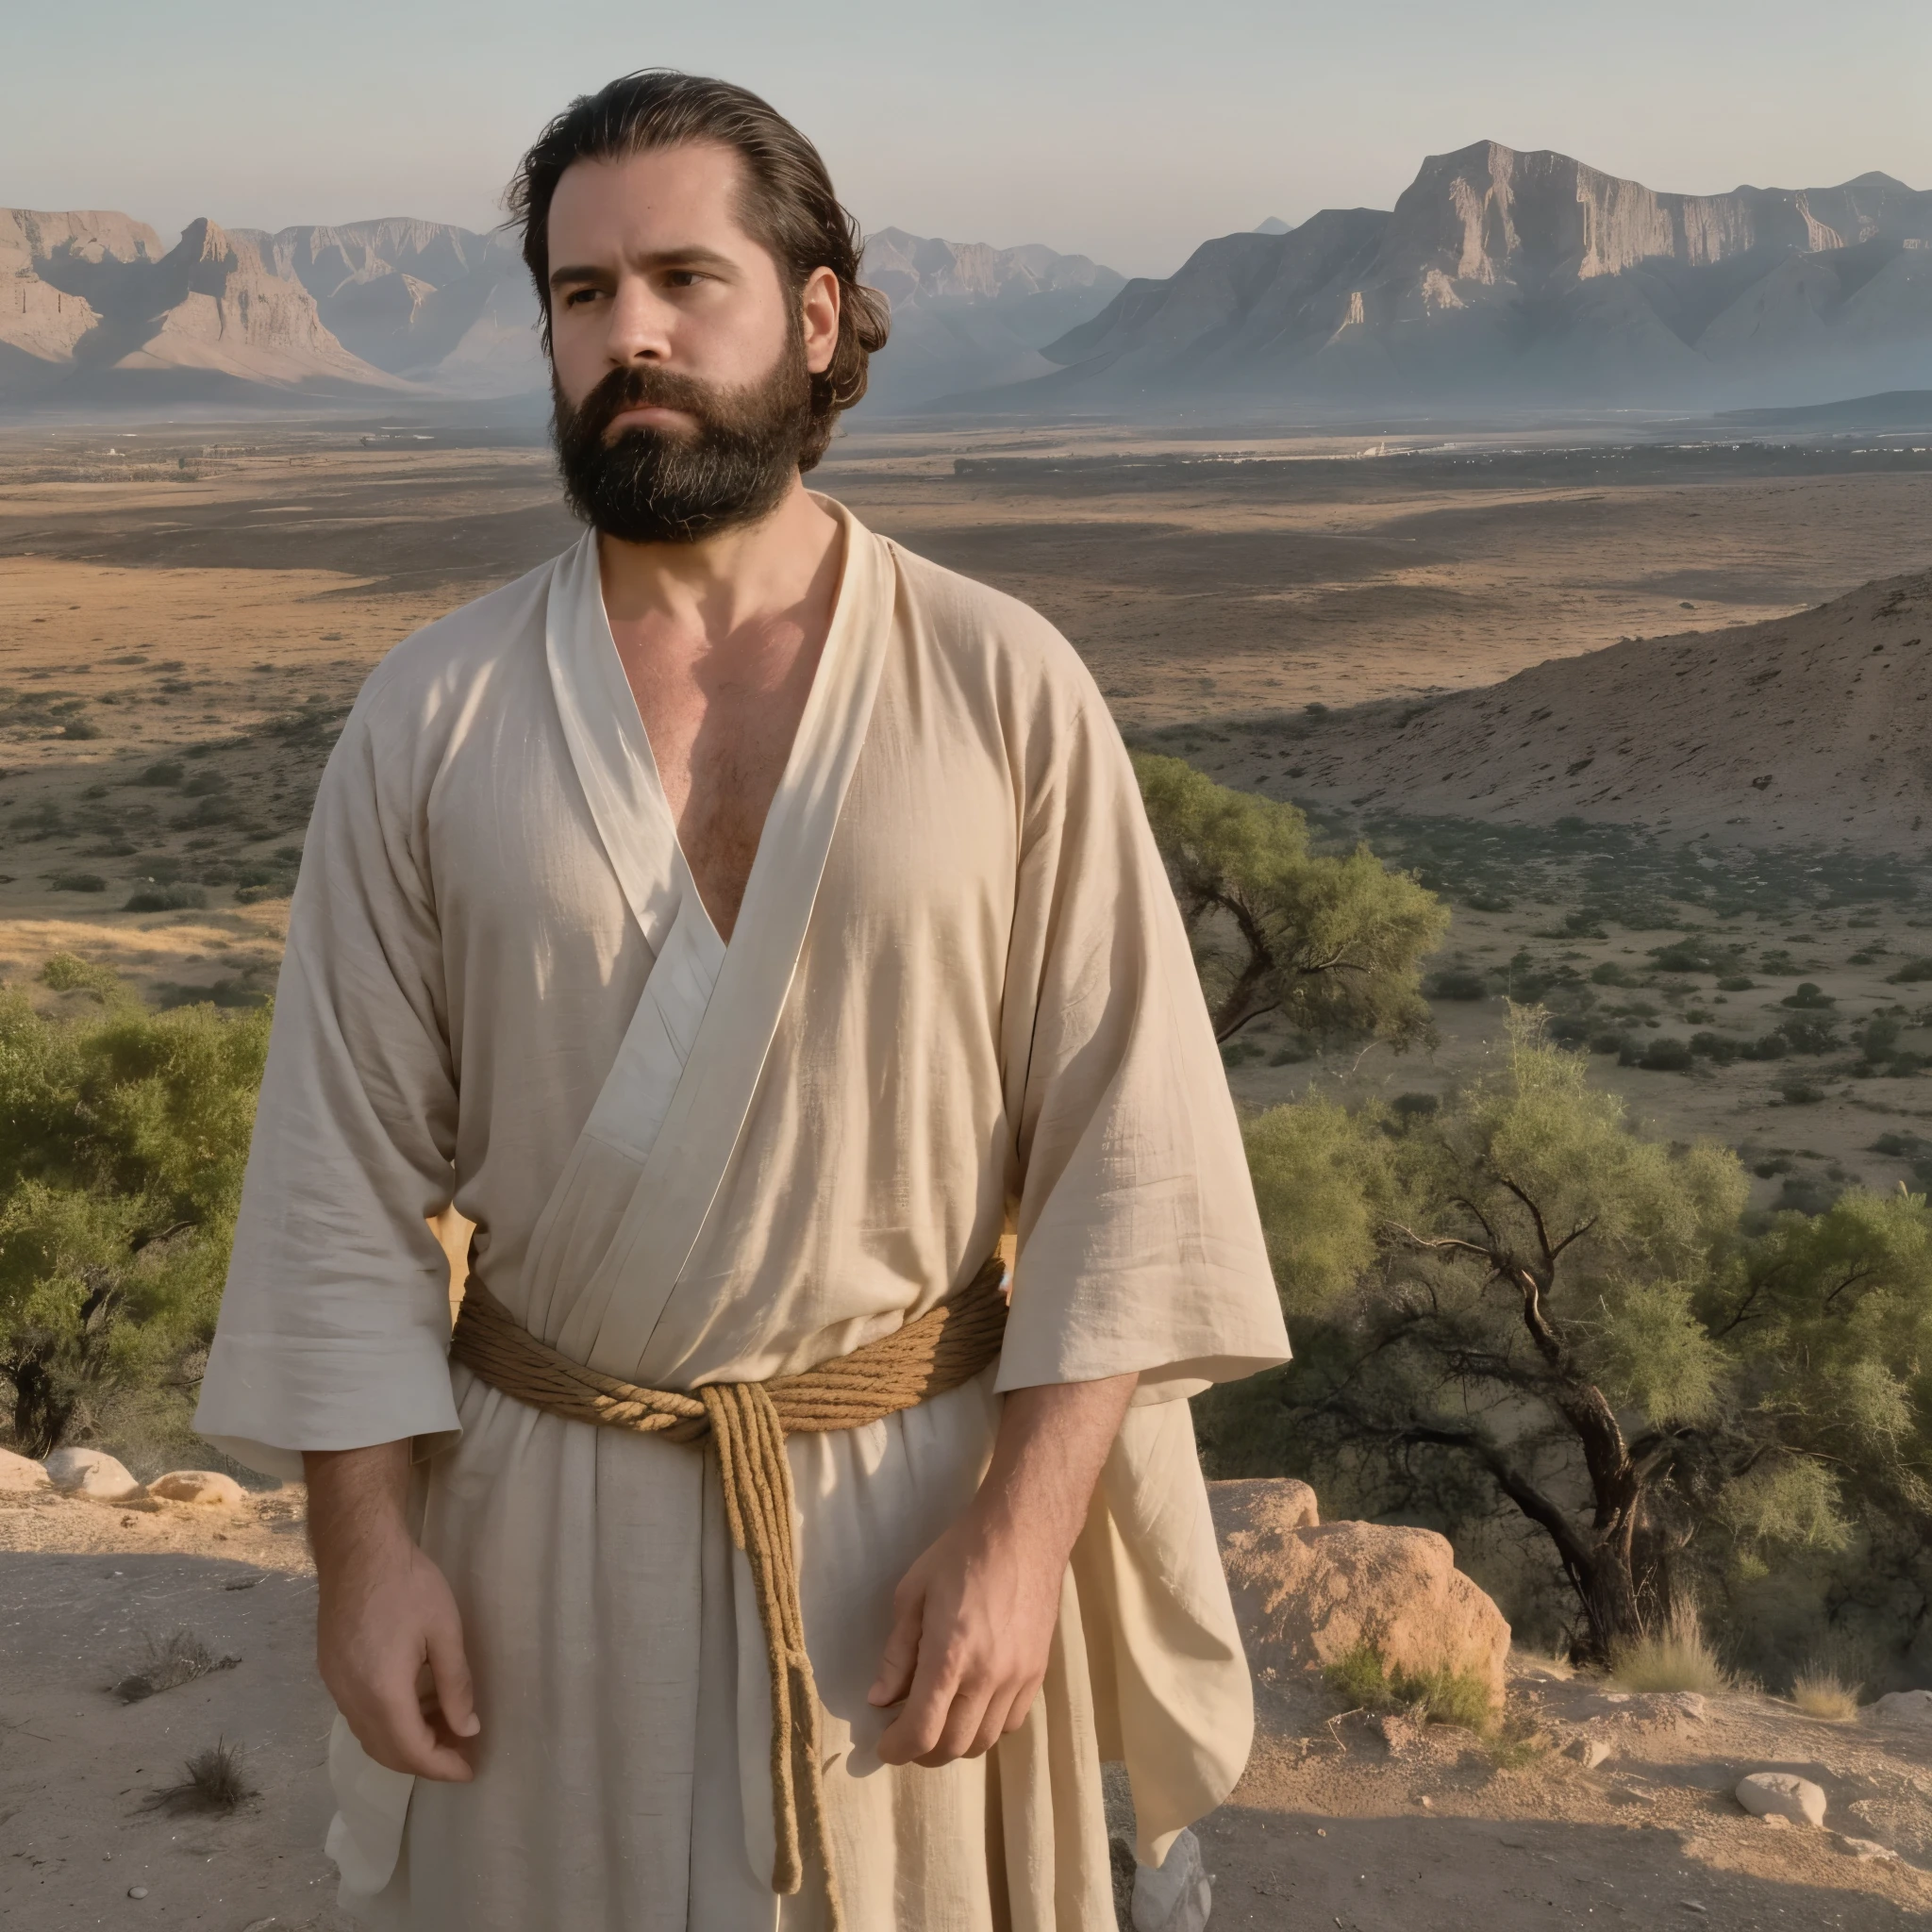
[1013,141,1932,411]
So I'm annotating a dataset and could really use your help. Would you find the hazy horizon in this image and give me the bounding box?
[6,0,1931,280]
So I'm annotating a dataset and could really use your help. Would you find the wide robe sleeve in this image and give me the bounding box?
[995,648,1290,1403]
[195,661,464,1481]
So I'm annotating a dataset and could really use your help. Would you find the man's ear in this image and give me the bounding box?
[800,265,841,376]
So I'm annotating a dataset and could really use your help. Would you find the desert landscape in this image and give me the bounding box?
[5,394,1932,1926]
[7,62,1932,1927]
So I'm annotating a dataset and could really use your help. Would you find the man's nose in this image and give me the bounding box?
[604,277,675,363]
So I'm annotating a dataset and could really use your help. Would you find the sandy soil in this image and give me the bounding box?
[6,1490,1930,1930]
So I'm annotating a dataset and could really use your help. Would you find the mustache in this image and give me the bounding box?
[566,363,733,442]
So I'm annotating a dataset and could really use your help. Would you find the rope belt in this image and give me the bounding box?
[448,1256,1008,1929]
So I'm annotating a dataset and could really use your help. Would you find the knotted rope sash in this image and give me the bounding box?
[448,1257,1008,1928]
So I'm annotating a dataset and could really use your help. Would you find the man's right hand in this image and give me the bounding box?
[305,1441,480,1781]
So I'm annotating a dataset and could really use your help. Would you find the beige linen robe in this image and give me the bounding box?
[196,498,1290,1931]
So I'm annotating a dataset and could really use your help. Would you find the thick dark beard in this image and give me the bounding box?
[551,330,814,545]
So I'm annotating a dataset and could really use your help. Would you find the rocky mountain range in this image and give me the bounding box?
[6,141,1930,413]
[1018,142,1932,410]
[0,207,1121,409]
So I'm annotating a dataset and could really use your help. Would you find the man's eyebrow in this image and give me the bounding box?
[548,246,739,290]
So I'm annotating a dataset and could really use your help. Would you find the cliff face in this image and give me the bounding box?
[0,207,402,399]
[857,228,1124,408]
[254,220,539,386]
[1026,145,1932,408]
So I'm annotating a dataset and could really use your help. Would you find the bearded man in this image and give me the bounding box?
[197,69,1289,1932]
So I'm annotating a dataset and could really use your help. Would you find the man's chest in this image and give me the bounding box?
[610,625,824,940]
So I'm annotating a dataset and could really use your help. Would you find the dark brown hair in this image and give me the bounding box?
[507,70,890,471]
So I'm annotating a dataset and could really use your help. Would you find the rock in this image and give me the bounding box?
[1760,1813,1791,1830]
[1871,1689,1932,1724]
[0,1447,50,1491]
[1131,1825,1211,1932]
[147,1469,244,1507]
[1213,1495,1510,1713]
[42,1448,142,1501]
[1208,1477,1320,1534]
[1837,1837,1898,1862]
[1566,1735,1612,1768]
[1736,1773,1827,1827]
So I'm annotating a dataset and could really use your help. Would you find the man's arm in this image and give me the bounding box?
[868,1371,1136,1766]
[306,1441,480,1781]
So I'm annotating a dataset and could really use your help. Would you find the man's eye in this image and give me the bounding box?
[665,271,706,289]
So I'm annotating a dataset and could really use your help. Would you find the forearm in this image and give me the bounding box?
[974,1372,1137,1553]
[305,1439,413,1585]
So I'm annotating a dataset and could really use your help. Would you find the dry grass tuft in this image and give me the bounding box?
[1790,1667,1861,1721]
[113,1627,240,1703]
[1609,1607,1733,1695]
[148,1738,255,1814]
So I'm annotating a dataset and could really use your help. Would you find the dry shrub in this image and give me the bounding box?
[1790,1667,1860,1720]
[1609,1606,1733,1694]
[113,1627,239,1702]
[148,1738,254,1814]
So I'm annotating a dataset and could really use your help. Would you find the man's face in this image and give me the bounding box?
[544,142,840,544]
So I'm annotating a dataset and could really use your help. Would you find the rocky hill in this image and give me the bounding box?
[1022,142,1932,409]
[1269,566,1932,849]
[238,219,541,393]
[1,209,401,400]
[856,227,1123,408]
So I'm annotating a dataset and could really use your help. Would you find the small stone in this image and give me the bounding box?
[43,1448,142,1501]
[1760,1813,1791,1830]
[1736,1772,1828,1827]
[127,1885,148,1898]
[1838,1836,1898,1861]
[1567,1735,1611,1768]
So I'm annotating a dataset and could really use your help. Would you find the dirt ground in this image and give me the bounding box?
[6,409,1932,1924]
[6,1487,1931,1930]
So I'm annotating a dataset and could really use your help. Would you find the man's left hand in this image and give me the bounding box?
[868,1370,1136,1766]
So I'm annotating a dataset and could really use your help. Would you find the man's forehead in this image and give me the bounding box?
[549,142,756,252]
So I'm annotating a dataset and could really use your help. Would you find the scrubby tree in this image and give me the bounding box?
[1205,1009,1932,1665]
[1134,754,1447,1044]
[0,967,267,1456]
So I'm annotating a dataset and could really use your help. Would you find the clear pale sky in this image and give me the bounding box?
[6,0,1929,279]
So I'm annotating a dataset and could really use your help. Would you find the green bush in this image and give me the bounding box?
[125,885,208,913]
[1887,959,1932,984]
[1717,975,1756,991]
[1323,1641,1495,1733]
[0,984,268,1457]
[1429,969,1489,1001]
[1781,983,1835,1009]
[50,873,108,893]
[1636,1037,1694,1072]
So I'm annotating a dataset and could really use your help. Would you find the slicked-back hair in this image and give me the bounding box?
[507,70,890,472]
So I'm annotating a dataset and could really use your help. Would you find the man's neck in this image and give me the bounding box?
[595,475,841,641]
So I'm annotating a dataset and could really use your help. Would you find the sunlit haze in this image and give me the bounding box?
[6,0,1930,277]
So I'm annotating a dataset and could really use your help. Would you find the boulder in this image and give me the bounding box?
[1211,1482,1510,1712]
[0,1447,50,1491]
[147,1469,245,1507]
[1208,1477,1320,1534]
[42,1448,142,1500]
[1737,1773,1827,1827]
[1871,1689,1932,1724]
